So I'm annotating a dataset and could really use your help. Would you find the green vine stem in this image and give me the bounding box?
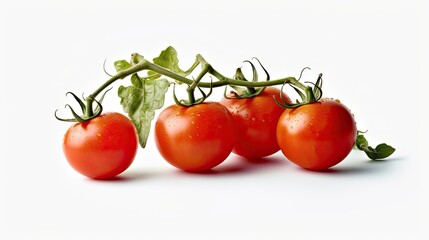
[58,52,314,122]
[146,56,301,100]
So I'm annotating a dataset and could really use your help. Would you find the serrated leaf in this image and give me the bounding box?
[355,134,395,160]
[372,144,396,160]
[114,60,132,72]
[118,74,169,148]
[153,46,188,76]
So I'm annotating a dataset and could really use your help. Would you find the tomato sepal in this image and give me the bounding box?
[55,88,112,123]
[274,73,323,108]
[224,57,271,99]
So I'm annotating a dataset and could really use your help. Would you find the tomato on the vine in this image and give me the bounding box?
[154,102,236,172]
[276,99,357,170]
[220,87,291,159]
[63,112,138,179]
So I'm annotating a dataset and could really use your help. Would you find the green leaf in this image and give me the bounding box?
[118,73,169,148]
[153,46,199,79]
[355,134,368,150]
[114,60,132,72]
[355,134,396,160]
[373,144,396,159]
[153,46,190,76]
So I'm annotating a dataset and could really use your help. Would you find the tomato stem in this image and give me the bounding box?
[84,58,150,116]
[186,64,211,104]
[58,51,316,121]
[93,55,309,107]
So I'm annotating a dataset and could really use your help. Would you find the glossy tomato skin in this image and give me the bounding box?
[155,102,236,172]
[220,87,291,159]
[276,99,357,170]
[63,112,138,179]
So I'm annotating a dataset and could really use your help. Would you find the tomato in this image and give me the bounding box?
[276,99,357,170]
[220,87,291,159]
[154,102,236,172]
[63,112,138,179]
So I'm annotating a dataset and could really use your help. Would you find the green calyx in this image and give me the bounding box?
[172,63,213,107]
[274,70,323,108]
[54,88,111,122]
[173,81,213,107]
[224,57,270,100]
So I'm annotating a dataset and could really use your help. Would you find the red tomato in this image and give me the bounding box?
[276,99,357,170]
[154,102,236,172]
[63,112,138,179]
[220,87,291,159]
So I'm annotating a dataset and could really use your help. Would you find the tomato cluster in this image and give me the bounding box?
[62,88,358,178]
[57,46,395,179]
[220,88,356,170]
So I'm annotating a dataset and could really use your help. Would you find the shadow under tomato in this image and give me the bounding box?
[295,156,404,175]
[176,154,288,176]
[84,176,127,182]
[84,170,157,182]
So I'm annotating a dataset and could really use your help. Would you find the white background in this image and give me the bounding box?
[0,0,428,239]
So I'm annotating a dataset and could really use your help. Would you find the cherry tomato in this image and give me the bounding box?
[276,99,357,170]
[220,87,291,159]
[63,112,138,179]
[154,102,236,172]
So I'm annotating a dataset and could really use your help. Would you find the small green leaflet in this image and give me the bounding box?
[114,60,131,72]
[355,134,396,160]
[114,60,169,148]
[153,46,188,76]
[153,46,198,82]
